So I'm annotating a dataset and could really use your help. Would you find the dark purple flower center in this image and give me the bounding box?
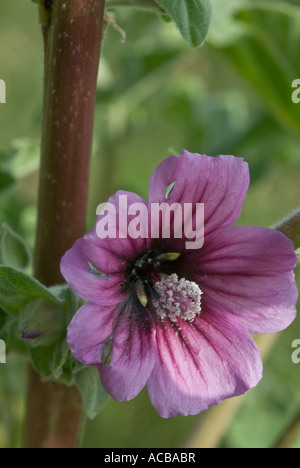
[127,250,180,292]
[125,249,202,323]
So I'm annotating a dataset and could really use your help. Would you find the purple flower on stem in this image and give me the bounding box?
[61,151,298,417]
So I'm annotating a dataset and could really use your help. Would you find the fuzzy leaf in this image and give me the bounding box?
[107,0,161,11]
[273,208,300,251]
[0,223,31,269]
[0,266,61,317]
[29,338,70,379]
[19,298,65,346]
[75,367,109,419]
[25,286,81,382]
[154,0,211,47]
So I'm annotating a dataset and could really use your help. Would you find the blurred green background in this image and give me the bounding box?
[0,0,300,448]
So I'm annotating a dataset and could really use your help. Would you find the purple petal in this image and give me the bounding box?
[98,313,157,401]
[60,190,148,303]
[67,303,116,366]
[146,310,262,418]
[148,151,249,238]
[94,190,149,269]
[191,226,298,334]
[60,236,125,304]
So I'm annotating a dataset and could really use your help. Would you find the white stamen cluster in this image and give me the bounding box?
[153,273,202,323]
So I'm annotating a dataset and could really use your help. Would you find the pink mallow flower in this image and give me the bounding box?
[61,150,298,418]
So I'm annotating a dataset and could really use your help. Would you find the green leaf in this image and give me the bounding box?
[107,0,161,11]
[0,223,31,269]
[0,313,27,356]
[29,338,70,380]
[273,208,300,250]
[19,298,65,346]
[51,285,83,324]
[0,266,61,317]
[75,366,109,419]
[25,286,81,382]
[0,170,15,194]
[154,0,211,47]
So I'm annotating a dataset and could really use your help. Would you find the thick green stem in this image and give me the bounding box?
[24,0,106,448]
[35,0,105,286]
[24,368,84,448]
